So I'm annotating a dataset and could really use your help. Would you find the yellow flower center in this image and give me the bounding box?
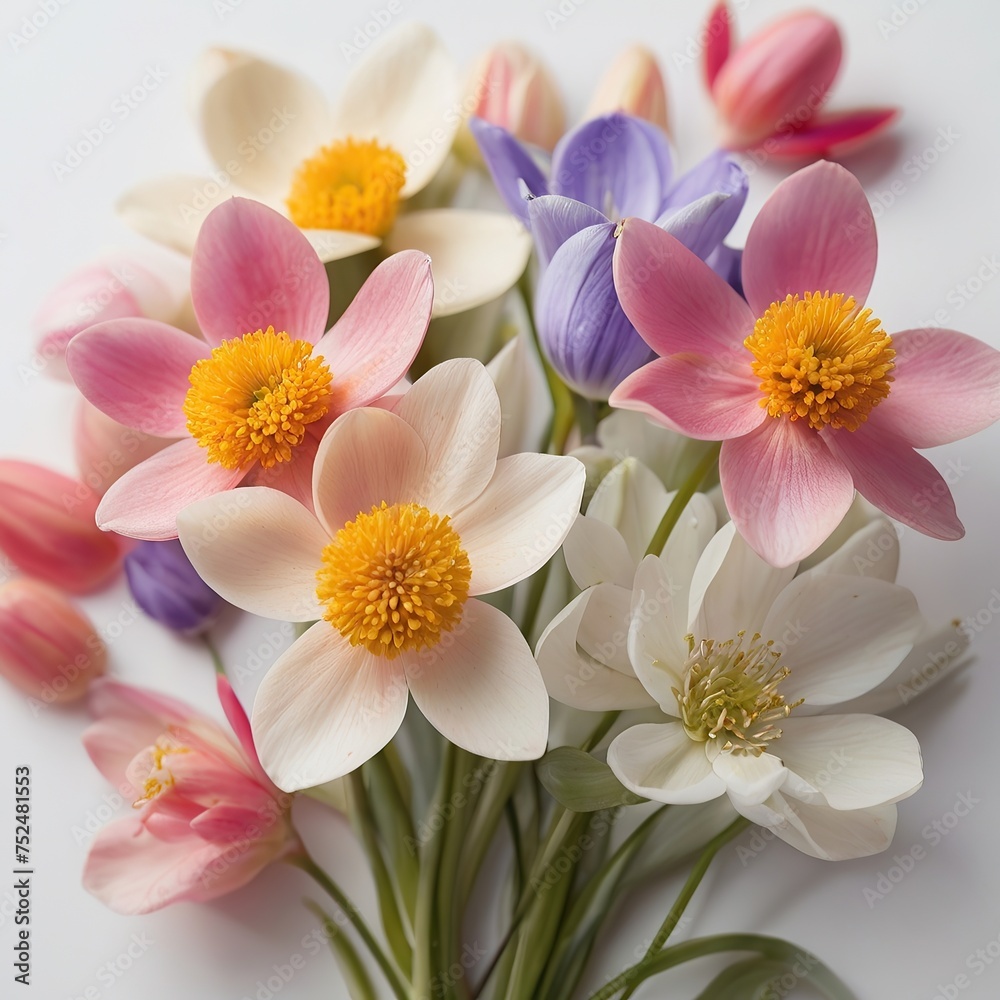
[184,327,333,471]
[131,734,190,807]
[286,138,407,235]
[674,632,802,755]
[316,502,472,659]
[745,292,895,432]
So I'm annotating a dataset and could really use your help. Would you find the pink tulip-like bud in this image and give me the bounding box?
[0,579,106,704]
[74,399,171,497]
[0,461,125,593]
[33,250,189,381]
[586,45,669,133]
[465,42,566,151]
[712,11,842,147]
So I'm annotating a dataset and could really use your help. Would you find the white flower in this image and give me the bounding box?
[607,520,926,860]
[176,359,585,791]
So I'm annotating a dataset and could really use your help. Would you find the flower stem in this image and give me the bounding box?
[200,633,225,675]
[289,851,409,1000]
[644,441,721,558]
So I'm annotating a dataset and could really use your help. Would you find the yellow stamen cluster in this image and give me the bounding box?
[286,138,406,235]
[317,502,472,658]
[745,292,895,432]
[674,632,801,755]
[184,327,333,470]
[131,735,190,807]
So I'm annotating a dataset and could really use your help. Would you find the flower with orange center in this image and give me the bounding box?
[178,359,587,791]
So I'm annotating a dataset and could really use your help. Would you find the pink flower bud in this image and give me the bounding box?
[0,579,106,703]
[74,399,171,497]
[0,461,125,593]
[465,42,565,151]
[712,11,842,147]
[586,46,669,133]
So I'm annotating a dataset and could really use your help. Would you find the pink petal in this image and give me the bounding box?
[216,675,263,775]
[872,328,1000,447]
[742,161,878,317]
[96,438,244,540]
[720,417,855,567]
[243,427,321,511]
[402,599,548,760]
[823,422,964,541]
[251,623,409,790]
[610,353,765,440]
[66,319,209,436]
[758,107,899,160]
[191,198,329,346]
[703,2,732,90]
[312,407,428,536]
[316,250,433,411]
[613,217,754,356]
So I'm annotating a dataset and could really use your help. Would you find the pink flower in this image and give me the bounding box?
[67,197,433,540]
[611,161,1000,567]
[704,3,897,159]
[82,677,298,914]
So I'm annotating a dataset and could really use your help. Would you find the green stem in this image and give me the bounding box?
[580,711,620,753]
[644,441,722,558]
[200,633,225,675]
[289,852,409,1000]
[303,899,378,1000]
[518,557,552,645]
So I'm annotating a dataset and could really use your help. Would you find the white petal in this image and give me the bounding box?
[690,522,797,641]
[452,453,585,595]
[312,407,427,535]
[331,23,461,197]
[807,516,900,582]
[536,589,655,710]
[577,582,636,675]
[403,600,548,759]
[177,487,326,621]
[393,359,501,513]
[736,791,897,861]
[762,574,921,706]
[486,334,552,459]
[301,229,382,263]
[252,623,408,790]
[776,715,923,810]
[657,492,718,580]
[711,750,787,805]
[596,409,706,489]
[607,723,726,804]
[563,514,635,590]
[385,209,532,317]
[587,458,668,564]
[198,54,332,198]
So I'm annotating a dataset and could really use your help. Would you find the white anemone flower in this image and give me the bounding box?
[118,23,531,318]
[607,520,927,860]
[176,359,585,791]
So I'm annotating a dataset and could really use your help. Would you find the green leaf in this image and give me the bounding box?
[692,957,806,999]
[535,747,647,813]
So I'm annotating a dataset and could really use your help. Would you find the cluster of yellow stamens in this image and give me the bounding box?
[745,292,895,432]
[286,138,407,235]
[131,735,190,807]
[673,632,801,755]
[183,327,333,470]
[316,502,472,658]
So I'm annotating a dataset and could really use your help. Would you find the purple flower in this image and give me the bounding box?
[124,539,224,635]
[472,113,747,399]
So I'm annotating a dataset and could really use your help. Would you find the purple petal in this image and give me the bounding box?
[550,113,674,220]
[535,222,653,400]
[527,195,610,270]
[658,192,741,262]
[470,117,549,225]
[662,150,747,216]
[705,243,744,298]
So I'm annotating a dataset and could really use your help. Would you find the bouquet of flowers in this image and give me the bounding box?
[4,5,996,998]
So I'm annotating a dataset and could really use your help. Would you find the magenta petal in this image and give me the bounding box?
[720,418,855,567]
[96,439,244,540]
[742,161,877,316]
[872,329,1000,448]
[216,675,267,779]
[316,250,433,411]
[823,423,964,541]
[703,2,733,90]
[191,198,329,346]
[67,320,209,436]
[760,107,899,160]
[613,217,754,356]
[610,354,765,440]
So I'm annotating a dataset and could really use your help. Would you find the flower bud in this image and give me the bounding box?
[464,42,565,151]
[711,11,842,147]
[74,399,171,497]
[0,579,106,703]
[124,539,224,635]
[0,461,125,593]
[585,46,669,133]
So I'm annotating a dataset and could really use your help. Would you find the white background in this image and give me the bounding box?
[1,0,999,998]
